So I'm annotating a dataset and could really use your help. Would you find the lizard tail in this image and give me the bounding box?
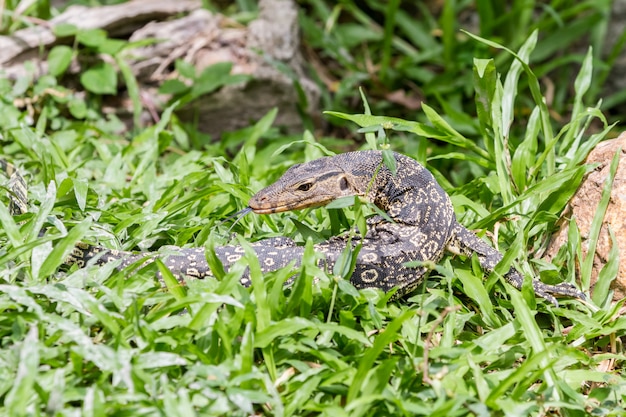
[446,222,584,306]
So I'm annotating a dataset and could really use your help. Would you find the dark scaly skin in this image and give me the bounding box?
[3,152,585,305]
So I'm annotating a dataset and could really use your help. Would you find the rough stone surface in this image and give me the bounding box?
[545,134,626,300]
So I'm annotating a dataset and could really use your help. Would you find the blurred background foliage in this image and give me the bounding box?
[4,0,622,178]
[2,0,622,126]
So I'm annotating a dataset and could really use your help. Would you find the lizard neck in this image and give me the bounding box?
[336,151,455,228]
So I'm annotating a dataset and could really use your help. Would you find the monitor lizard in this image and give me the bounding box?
[2,151,584,305]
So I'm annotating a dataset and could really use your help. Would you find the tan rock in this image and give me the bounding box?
[545,134,626,300]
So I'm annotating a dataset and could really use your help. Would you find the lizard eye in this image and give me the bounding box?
[297,182,312,191]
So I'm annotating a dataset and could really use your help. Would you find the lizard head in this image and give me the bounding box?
[248,157,362,214]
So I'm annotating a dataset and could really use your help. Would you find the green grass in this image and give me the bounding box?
[0,2,625,416]
[296,0,622,124]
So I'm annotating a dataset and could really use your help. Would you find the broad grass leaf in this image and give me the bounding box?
[346,309,414,404]
[382,149,397,176]
[569,308,626,340]
[80,62,117,95]
[465,30,555,170]
[268,265,294,315]
[508,288,546,353]
[163,387,196,416]
[73,178,88,212]
[47,314,119,372]
[47,45,73,76]
[472,58,496,136]
[428,151,491,168]
[242,107,278,151]
[175,59,196,79]
[135,352,187,369]
[205,242,226,281]
[358,87,377,149]
[286,239,316,317]
[422,103,491,161]
[511,106,540,190]
[187,264,248,332]
[326,195,357,210]
[4,326,39,417]
[324,111,440,138]
[38,218,92,279]
[255,317,370,349]
[291,218,326,243]
[52,23,78,37]
[116,55,142,129]
[473,322,516,350]
[76,29,108,48]
[0,285,43,316]
[530,167,585,220]
[566,217,583,283]
[560,307,607,341]
[493,31,536,203]
[337,278,360,298]
[485,346,555,407]
[159,79,188,95]
[0,199,23,249]
[156,259,186,301]
[97,38,126,56]
[591,229,620,307]
[254,317,313,348]
[333,240,361,280]
[455,269,500,328]
[449,194,491,219]
[346,357,398,415]
[501,28,536,139]
[284,375,324,416]
[239,237,270,330]
[36,284,121,332]
[565,120,615,169]
[189,62,249,101]
[471,166,586,229]
[581,148,620,292]
[68,98,87,119]
[272,130,335,159]
[27,179,56,242]
[357,124,383,133]
[237,323,254,376]
[562,47,594,150]
[31,241,52,279]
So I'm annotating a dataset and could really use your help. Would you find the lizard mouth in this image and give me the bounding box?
[248,195,334,214]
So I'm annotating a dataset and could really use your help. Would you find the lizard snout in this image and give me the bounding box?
[248,192,275,213]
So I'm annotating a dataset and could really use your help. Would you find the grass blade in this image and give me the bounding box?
[346,309,414,404]
[4,326,40,417]
[38,218,92,279]
[582,148,621,294]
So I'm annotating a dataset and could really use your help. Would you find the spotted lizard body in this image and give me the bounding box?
[4,151,584,305]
